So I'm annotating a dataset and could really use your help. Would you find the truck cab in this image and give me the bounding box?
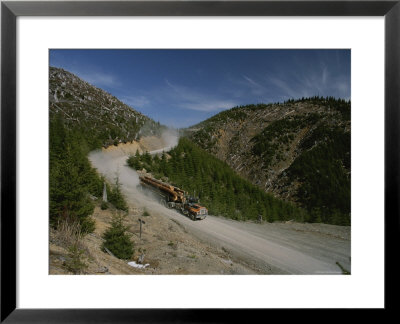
[184,203,208,220]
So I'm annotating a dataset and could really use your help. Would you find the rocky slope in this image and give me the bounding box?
[186,98,351,224]
[49,66,163,149]
[50,200,257,275]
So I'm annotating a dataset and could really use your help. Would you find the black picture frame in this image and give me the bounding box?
[1,0,398,322]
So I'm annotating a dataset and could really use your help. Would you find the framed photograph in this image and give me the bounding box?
[1,0,398,321]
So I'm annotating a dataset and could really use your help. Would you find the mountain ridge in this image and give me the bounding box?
[49,66,163,150]
[186,97,351,224]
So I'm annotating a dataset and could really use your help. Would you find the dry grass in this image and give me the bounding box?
[51,219,92,274]
[51,220,87,251]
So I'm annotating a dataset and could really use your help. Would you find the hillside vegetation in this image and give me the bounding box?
[128,137,308,222]
[48,66,173,232]
[187,97,351,225]
[50,117,129,233]
[49,66,163,149]
[49,67,142,234]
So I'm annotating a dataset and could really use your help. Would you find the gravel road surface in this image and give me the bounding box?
[88,147,351,275]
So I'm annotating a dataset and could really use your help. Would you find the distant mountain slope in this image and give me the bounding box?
[49,66,162,149]
[187,97,351,225]
[128,137,307,223]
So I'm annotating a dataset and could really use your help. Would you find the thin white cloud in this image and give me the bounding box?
[322,66,328,85]
[243,75,262,88]
[120,95,150,108]
[267,76,300,99]
[50,57,120,89]
[183,100,237,112]
[163,79,237,112]
[265,62,350,100]
[165,79,175,89]
[336,80,351,99]
[70,69,120,89]
[223,74,270,98]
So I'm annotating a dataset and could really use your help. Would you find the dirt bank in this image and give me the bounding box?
[49,201,256,275]
[102,136,169,157]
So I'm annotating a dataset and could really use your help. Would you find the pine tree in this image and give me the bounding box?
[49,142,95,231]
[102,213,134,259]
[108,176,129,212]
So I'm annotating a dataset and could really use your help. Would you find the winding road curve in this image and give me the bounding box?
[88,147,351,275]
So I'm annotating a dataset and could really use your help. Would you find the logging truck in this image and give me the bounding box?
[139,175,208,220]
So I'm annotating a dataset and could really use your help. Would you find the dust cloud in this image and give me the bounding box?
[161,128,179,149]
[88,147,183,215]
[149,128,179,154]
[87,130,177,209]
[88,149,140,188]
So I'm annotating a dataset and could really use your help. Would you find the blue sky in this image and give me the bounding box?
[50,49,350,128]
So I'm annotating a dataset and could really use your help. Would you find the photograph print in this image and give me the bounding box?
[49,49,351,275]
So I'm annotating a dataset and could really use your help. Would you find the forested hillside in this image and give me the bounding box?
[127,138,308,222]
[187,97,351,225]
[50,117,128,233]
[49,67,139,231]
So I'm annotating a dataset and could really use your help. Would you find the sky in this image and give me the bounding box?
[50,49,350,128]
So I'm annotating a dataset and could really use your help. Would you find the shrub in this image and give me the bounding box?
[101,201,109,210]
[64,243,88,274]
[55,219,88,274]
[80,217,96,234]
[54,218,83,248]
[102,213,134,260]
[108,177,129,212]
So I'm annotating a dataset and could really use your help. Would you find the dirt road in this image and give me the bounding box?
[88,143,351,275]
